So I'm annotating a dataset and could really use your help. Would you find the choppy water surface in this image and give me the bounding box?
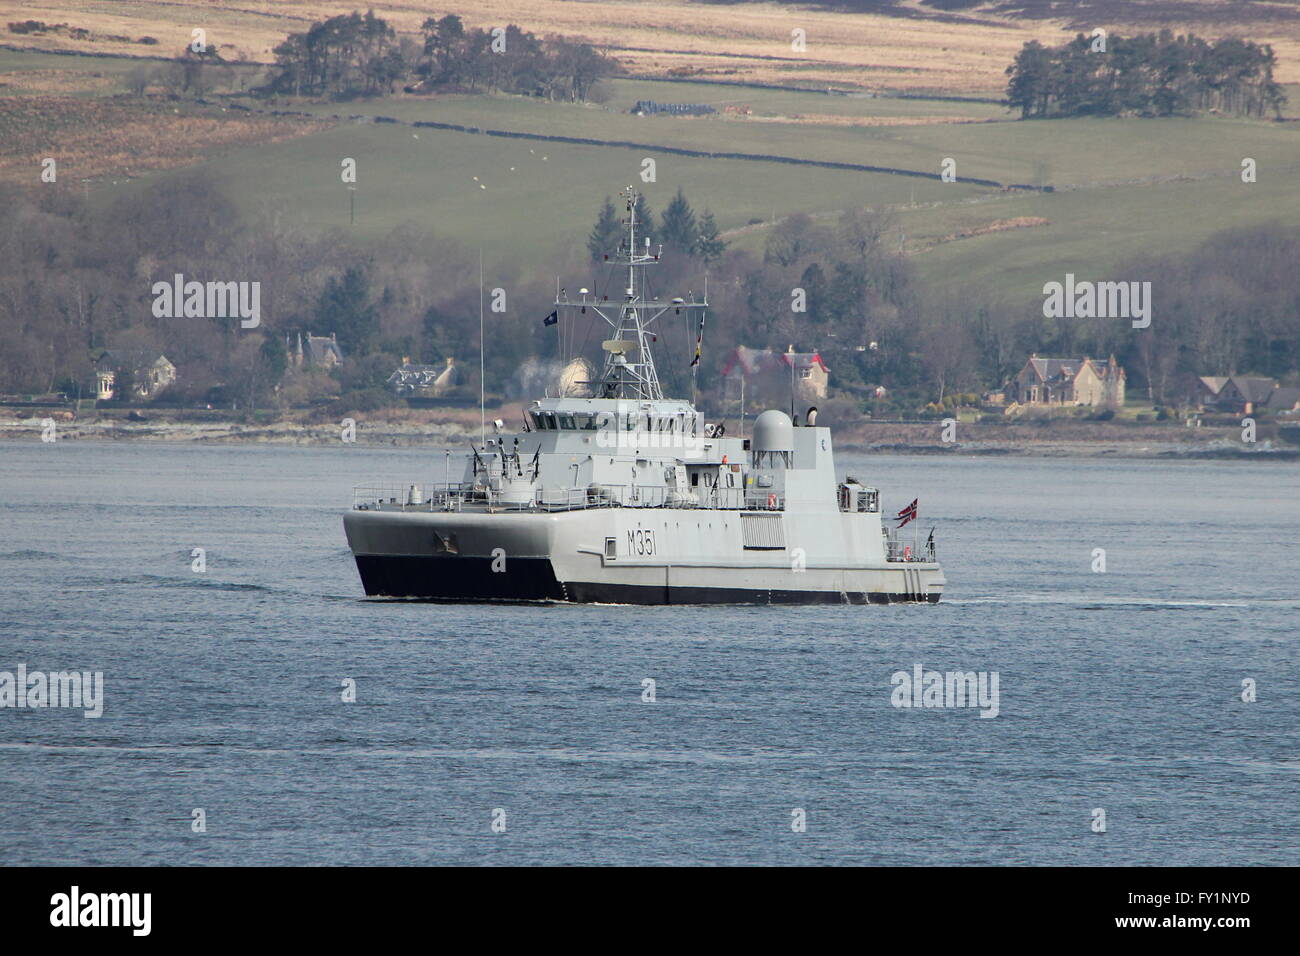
[0,440,1296,865]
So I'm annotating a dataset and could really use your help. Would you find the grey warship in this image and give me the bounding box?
[344,188,945,604]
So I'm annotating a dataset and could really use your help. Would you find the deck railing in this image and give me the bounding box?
[883,527,937,563]
[353,481,784,513]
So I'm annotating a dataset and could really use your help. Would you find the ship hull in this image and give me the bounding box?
[354,553,940,604]
[345,508,944,605]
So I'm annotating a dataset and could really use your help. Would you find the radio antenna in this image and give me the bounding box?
[479,248,485,448]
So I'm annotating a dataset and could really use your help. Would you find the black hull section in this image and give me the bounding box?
[565,582,940,605]
[354,555,940,605]
[355,555,567,601]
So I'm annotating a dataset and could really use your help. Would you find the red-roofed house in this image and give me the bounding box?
[721,345,830,402]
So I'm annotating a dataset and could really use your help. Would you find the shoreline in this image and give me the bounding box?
[3,418,1296,460]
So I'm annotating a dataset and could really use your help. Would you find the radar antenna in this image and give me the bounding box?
[556,186,707,400]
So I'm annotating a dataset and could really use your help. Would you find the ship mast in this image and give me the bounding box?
[556,186,707,401]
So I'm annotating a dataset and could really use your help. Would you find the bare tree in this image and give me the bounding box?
[125,67,150,97]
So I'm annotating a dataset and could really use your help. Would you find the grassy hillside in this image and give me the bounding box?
[2,23,1298,304]
[178,113,987,267]
[176,76,1299,302]
[898,173,1300,296]
[276,79,1299,187]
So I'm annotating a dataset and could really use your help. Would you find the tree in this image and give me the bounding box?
[1005,40,1053,118]
[764,213,825,268]
[271,12,617,101]
[821,261,865,329]
[266,11,402,98]
[543,37,617,102]
[588,196,620,262]
[260,333,288,382]
[839,207,893,263]
[125,67,150,96]
[420,304,460,364]
[178,49,207,96]
[113,365,136,403]
[660,187,699,255]
[917,295,977,404]
[695,210,725,264]
[317,265,377,356]
[1004,31,1287,119]
[228,335,283,415]
[420,14,465,81]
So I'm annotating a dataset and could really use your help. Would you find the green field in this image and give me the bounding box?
[9,48,1298,304]
[267,78,1298,186]
[0,49,165,74]
[0,47,247,99]
[201,77,1300,302]
[191,120,982,260]
[603,79,1009,119]
[901,174,1300,297]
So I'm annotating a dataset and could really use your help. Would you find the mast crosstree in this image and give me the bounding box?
[556,186,707,401]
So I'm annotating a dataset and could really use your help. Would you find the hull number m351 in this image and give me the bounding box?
[629,528,656,556]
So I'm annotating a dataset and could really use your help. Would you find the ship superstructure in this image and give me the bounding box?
[343,188,944,604]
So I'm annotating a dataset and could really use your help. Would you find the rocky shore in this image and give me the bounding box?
[3,414,1296,459]
[0,416,476,447]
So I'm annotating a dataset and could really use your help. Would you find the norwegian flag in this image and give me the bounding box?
[895,498,918,528]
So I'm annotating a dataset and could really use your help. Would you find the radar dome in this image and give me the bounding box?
[752,409,794,452]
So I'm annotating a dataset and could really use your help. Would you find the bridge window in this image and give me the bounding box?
[559,414,576,429]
